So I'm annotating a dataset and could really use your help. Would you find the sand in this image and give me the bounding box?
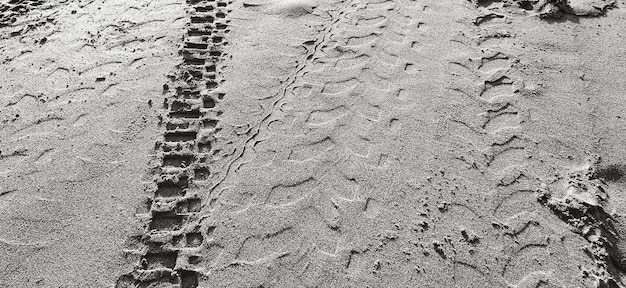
[1,0,625,287]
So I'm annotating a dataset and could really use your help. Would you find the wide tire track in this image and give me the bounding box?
[116,0,232,287]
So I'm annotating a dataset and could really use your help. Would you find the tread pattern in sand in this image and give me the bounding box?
[0,0,44,28]
[109,0,626,287]
[116,0,232,287]
[443,3,591,287]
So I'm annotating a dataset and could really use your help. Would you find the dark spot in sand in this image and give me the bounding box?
[518,0,534,10]
[594,165,625,182]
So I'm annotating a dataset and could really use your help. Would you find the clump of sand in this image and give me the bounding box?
[469,0,616,17]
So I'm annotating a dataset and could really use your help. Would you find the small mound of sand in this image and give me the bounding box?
[471,0,616,18]
[566,0,616,16]
[529,0,616,17]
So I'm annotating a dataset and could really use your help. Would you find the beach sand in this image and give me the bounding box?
[1,0,625,287]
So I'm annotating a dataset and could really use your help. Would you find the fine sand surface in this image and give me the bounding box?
[1,0,626,287]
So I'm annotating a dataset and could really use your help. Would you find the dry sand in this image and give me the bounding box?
[1,0,626,287]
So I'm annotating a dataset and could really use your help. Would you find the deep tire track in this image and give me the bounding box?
[116,0,232,287]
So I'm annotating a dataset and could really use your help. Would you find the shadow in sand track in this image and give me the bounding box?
[0,0,46,28]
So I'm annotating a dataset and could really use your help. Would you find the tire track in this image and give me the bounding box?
[445,2,573,287]
[448,1,621,287]
[0,0,45,29]
[116,0,232,287]
[201,1,427,286]
[207,0,359,197]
